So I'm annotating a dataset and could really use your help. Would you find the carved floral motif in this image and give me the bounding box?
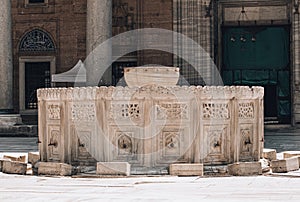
[156,103,188,120]
[71,103,96,122]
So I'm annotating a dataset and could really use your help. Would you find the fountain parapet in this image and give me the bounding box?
[38,67,264,173]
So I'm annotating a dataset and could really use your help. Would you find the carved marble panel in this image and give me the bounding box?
[203,125,229,164]
[112,130,139,163]
[203,103,230,120]
[156,128,188,165]
[47,126,60,162]
[162,131,180,157]
[47,104,61,120]
[239,125,255,161]
[38,86,264,170]
[239,102,255,119]
[71,103,96,122]
[156,103,189,120]
[110,103,141,121]
[116,132,133,156]
[71,127,96,164]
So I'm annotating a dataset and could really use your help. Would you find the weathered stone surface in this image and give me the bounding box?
[3,155,26,163]
[0,0,13,110]
[263,149,277,161]
[38,162,73,176]
[169,164,203,176]
[38,86,264,174]
[2,160,27,175]
[283,151,300,159]
[124,67,180,87]
[228,162,262,176]
[28,152,40,166]
[96,162,130,176]
[271,157,299,173]
[86,0,112,86]
[260,158,270,173]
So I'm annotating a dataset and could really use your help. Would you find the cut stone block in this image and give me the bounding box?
[283,151,300,159]
[2,160,27,175]
[228,162,262,176]
[271,157,299,173]
[28,152,40,166]
[263,149,277,161]
[169,164,203,176]
[3,155,26,163]
[96,162,130,176]
[38,162,73,176]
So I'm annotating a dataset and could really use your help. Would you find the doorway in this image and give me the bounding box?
[19,56,56,112]
[25,62,51,109]
[221,26,291,123]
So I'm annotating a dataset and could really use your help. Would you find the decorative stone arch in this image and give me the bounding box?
[19,28,56,52]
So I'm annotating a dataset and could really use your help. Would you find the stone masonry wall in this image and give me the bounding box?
[11,0,87,110]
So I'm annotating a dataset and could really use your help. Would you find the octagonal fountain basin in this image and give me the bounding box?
[124,66,180,87]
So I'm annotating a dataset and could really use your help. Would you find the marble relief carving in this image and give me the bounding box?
[239,103,254,119]
[163,131,180,157]
[110,103,141,120]
[203,103,230,119]
[71,103,96,122]
[38,85,264,169]
[47,104,61,120]
[156,103,188,120]
[48,128,60,161]
[204,126,228,162]
[117,132,133,155]
[240,128,253,160]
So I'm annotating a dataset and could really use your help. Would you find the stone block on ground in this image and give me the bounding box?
[96,162,130,176]
[38,162,73,176]
[263,149,277,161]
[28,152,40,166]
[283,151,300,159]
[2,160,27,175]
[3,155,26,163]
[228,162,262,176]
[169,164,203,176]
[271,157,299,173]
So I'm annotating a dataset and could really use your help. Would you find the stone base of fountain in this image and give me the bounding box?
[37,67,264,175]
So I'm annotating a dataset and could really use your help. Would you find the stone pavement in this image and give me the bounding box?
[264,125,300,152]
[0,174,300,201]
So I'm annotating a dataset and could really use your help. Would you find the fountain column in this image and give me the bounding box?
[0,0,13,112]
[86,0,112,86]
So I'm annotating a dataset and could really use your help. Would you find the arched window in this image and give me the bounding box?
[19,29,55,52]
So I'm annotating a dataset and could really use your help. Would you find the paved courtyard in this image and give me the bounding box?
[0,174,300,202]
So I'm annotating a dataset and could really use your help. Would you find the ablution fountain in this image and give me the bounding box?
[38,66,264,174]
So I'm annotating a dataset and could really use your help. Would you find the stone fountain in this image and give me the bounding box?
[38,66,264,175]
